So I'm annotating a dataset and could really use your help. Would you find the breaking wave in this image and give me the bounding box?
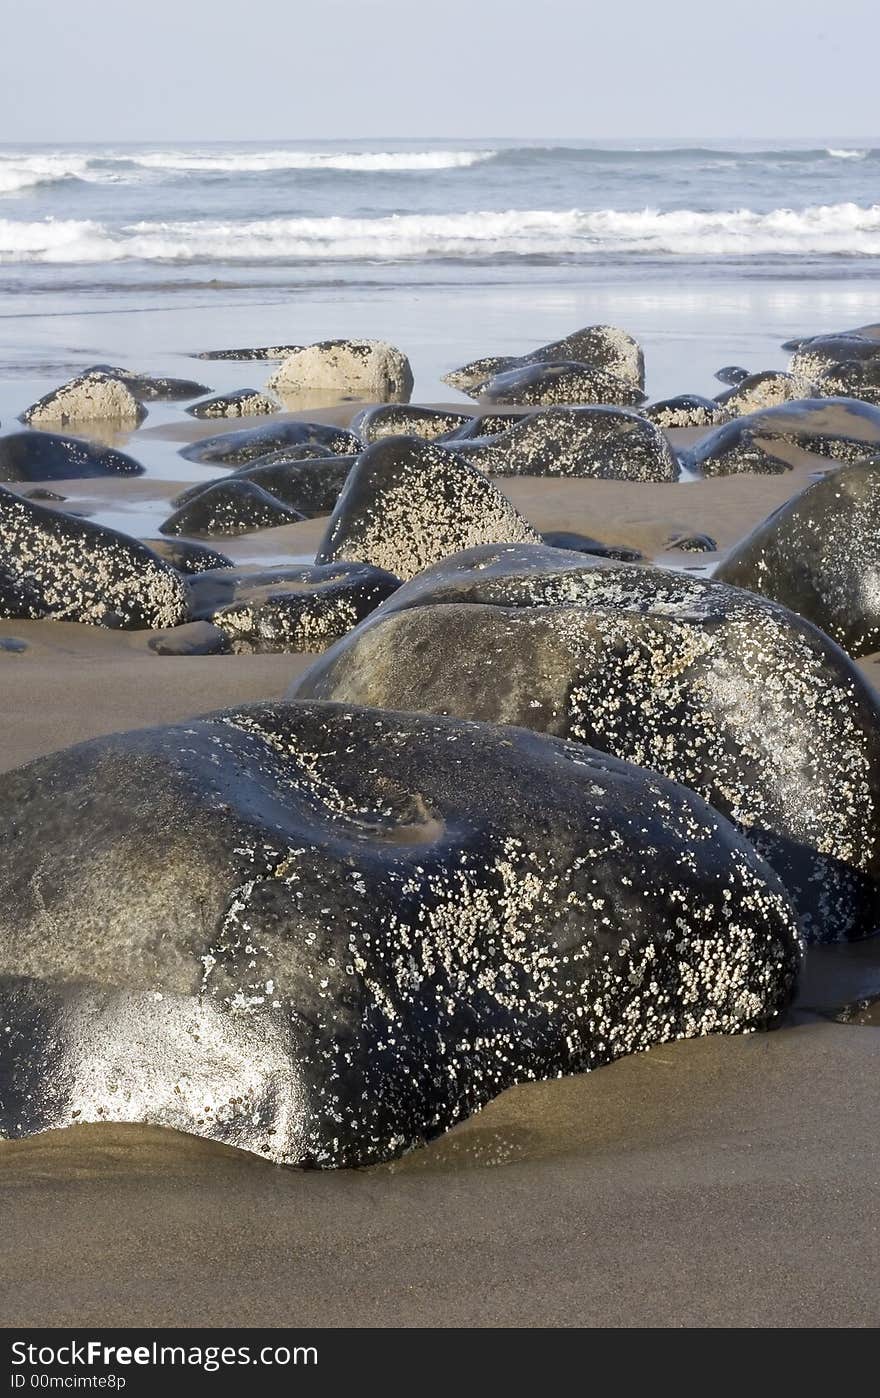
[3,203,880,264]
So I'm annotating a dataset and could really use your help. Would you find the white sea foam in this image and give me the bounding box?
[826,148,868,160]
[2,203,880,264]
[126,149,496,173]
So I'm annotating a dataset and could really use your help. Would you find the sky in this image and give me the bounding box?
[0,0,876,143]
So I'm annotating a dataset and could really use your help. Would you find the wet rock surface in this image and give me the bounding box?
[0,431,144,482]
[159,480,305,538]
[714,371,809,416]
[173,456,355,520]
[86,366,211,402]
[443,325,645,395]
[471,361,647,408]
[144,538,234,575]
[292,542,880,943]
[315,436,539,579]
[186,390,281,419]
[644,395,728,429]
[716,458,880,657]
[186,561,401,653]
[451,406,679,481]
[351,404,475,444]
[687,397,880,477]
[179,420,360,467]
[0,487,189,630]
[0,701,800,1166]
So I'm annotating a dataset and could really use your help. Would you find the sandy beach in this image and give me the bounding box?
[2,393,880,1329]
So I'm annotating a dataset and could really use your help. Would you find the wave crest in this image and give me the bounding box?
[3,203,880,264]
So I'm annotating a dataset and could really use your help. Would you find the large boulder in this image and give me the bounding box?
[0,431,144,482]
[186,562,401,652]
[315,436,539,579]
[450,406,678,481]
[20,372,146,428]
[159,480,304,538]
[687,398,880,477]
[292,542,880,944]
[0,701,800,1166]
[472,361,646,408]
[0,487,189,629]
[266,339,413,405]
[443,325,645,395]
[180,419,360,467]
[715,458,880,657]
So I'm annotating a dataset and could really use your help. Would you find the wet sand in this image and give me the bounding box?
[2,401,880,1328]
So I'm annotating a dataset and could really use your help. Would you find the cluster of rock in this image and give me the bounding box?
[6,318,880,1169]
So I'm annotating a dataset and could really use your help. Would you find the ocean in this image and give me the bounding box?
[1,137,879,423]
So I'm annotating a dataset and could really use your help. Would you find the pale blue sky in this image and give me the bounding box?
[0,0,876,143]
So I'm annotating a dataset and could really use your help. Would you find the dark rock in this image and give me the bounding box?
[814,360,880,405]
[145,538,235,575]
[87,365,211,401]
[292,542,880,944]
[186,390,280,420]
[451,407,679,482]
[26,489,66,502]
[471,361,646,408]
[0,701,800,1165]
[159,481,305,539]
[0,636,28,653]
[173,456,355,520]
[351,404,474,444]
[687,398,880,477]
[148,621,231,656]
[542,530,643,562]
[715,458,880,657]
[715,366,751,387]
[665,533,718,553]
[0,431,143,483]
[315,437,538,579]
[0,487,189,630]
[644,395,728,429]
[180,420,360,467]
[714,371,809,416]
[443,325,645,394]
[789,333,880,382]
[193,345,302,361]
[188,562,401,653]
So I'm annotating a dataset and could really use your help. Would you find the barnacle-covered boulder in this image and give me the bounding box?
[292,543,880,943]
[450,406,678,481]
[0,702,800,1166]
[443,325,645,395]
[315,436,539,579]
[0,486,189,630]
[715,458,880,656]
